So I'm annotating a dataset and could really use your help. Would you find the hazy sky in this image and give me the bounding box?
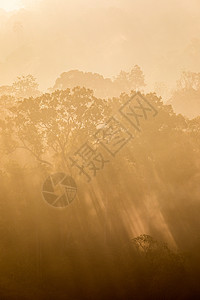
[0,0,200,91]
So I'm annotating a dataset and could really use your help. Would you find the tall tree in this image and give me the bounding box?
[114,65,146,92]
[1,87,111,170]
[12,75,41,99]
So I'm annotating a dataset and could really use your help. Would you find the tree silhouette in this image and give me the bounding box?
[52,70,114,98]
[115,65,146,92]
[176,71,200,91]
[1,87,111,170]
[169,71,200,118]
[12,75,41,99]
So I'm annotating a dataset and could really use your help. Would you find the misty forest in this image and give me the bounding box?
[0,67,199,299]
[0,1,200,299]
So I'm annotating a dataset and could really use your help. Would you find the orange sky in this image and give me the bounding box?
[0,0,200,92]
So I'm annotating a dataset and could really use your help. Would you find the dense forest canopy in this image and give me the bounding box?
[0,0,200,299]
[0,71,200,298]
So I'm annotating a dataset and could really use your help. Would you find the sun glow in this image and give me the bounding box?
[0,0,24,12]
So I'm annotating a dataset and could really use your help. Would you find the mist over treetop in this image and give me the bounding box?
[0,0,200,90]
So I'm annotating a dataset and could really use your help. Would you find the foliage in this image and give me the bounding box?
[115,65,146,92]
[0,87,111,169]
[12,75,41,99]
[0,76,200,299]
